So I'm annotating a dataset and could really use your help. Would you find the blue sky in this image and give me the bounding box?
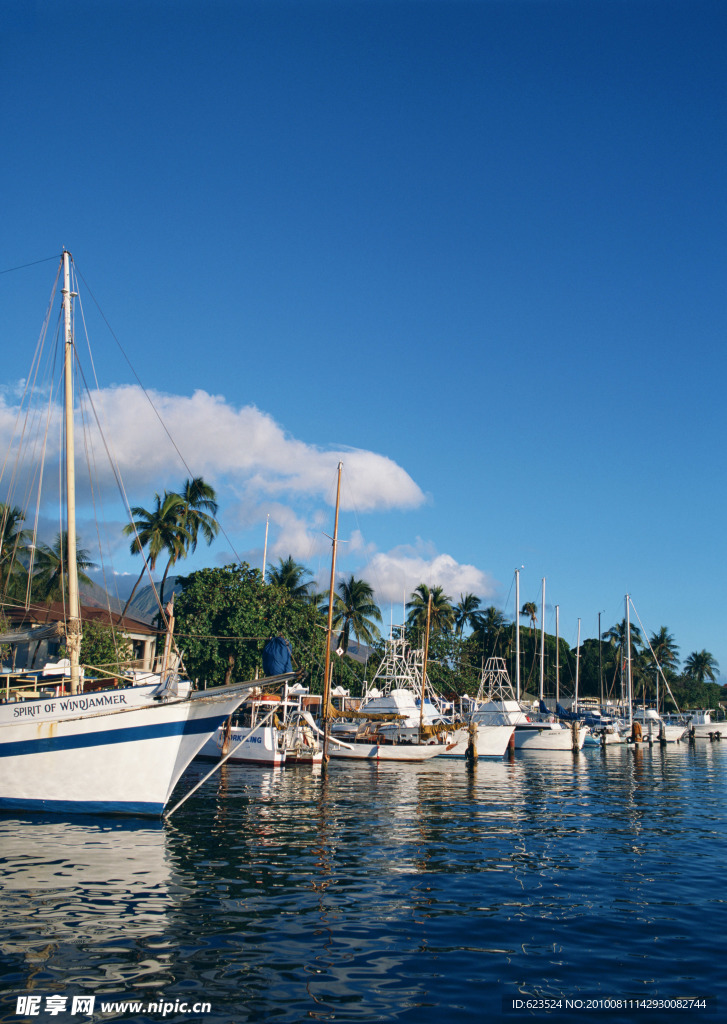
[2,0,725,679]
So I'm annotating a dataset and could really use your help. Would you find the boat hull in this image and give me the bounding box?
[196,724,285,765]
[583,728,625,746]
[439,724,514,758]
[328,740,442,762]
[514,723,587,751]
[0,684,256,816]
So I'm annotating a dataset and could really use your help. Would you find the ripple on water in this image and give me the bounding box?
[1,746,726,1022]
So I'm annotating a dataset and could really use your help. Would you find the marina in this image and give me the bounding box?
[1,9,725,1023]
[1,741,725,1022]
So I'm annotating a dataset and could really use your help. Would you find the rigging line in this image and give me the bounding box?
[629,598,682,714]
[0,266,61,494]
[67,275,172,634]
[74,278,140,627]
[0,254,62,276]
[69,282,172,632]
[25,342,63,609]
[73,261,246,566]
[77,386,125,658]
[74,356,171,633]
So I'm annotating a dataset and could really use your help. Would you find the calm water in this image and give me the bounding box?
[1,742,726,1024]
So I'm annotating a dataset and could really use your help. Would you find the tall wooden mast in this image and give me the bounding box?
[62,250,82,694]
[322,462,343,762]
[418,592,432,741]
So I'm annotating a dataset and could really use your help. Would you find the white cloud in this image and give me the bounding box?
[357,542,499,606]
[1,384,500,615]
[77,385,425,512]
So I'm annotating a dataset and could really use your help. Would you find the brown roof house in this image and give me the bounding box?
[1,602,158,675]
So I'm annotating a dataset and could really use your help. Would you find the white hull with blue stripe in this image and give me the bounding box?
[0,679,263,816]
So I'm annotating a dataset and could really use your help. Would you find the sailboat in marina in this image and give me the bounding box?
[470,575,586,751]
[0,251,291,816]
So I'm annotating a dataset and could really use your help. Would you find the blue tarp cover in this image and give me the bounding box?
[263,636,292,676]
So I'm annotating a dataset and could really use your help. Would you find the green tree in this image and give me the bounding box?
[602,617,642,697]
[174,563,326,688]
[453,593,481,637]
[406,583,454,638]
[471,606,510,660]
[648,626,680,674]
[327,574,382,654]
[61,618,133,673]
[121,492,190,617]
[0,503,31,599]
[520,602,539,686]
[683,649,719,684]
[266,555,313,600]
[32,532,97,602]
[159,477,219,605]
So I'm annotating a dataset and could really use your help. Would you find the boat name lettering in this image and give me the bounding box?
[56,694,129,712]
[14,704,42,718]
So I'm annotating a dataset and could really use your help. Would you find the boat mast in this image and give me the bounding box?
[625,594,633,729]
[539,578,545,703]
[419,592,432,741]
[575,617,581,711]
[62,250,82,695]
[261,514,269,582]
[555,604,559,706]
[515,569,521,702]
[602,610,606,708]
[322,462,343,763]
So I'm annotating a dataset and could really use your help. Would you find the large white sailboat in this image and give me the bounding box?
[0,251,287,816]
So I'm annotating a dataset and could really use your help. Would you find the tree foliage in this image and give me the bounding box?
[327,574,382,653]
[173,563,327,689]
[61,619,133,672]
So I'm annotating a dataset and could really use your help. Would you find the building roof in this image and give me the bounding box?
[2,602,157,637]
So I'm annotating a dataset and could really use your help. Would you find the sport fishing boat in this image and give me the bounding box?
[196,685,324,766]
[470,658,587,752]
[327,632,448,762]
[631,707,687,743]
[0,251,289,816]
[685,709,723,740]
[196,692,287,766]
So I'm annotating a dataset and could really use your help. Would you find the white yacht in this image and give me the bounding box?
[685,710,723,740]
[328,633,448,761]
[470,658,587,752]
[632,707,687,743]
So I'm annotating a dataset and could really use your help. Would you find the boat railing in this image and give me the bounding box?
[2,674,46,702]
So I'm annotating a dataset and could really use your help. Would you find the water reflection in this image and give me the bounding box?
[0,745,724,1022]
[0,814,173,999]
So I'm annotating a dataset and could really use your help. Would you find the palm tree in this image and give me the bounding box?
[0,503,31,598]
[267,555,313,600]
[648,626,680,674]
[32,532,98,602]
[307,589,327,611]
[475,602,509,634]
[603,617,642,654]
[684,650,719,684]
[469,605,511,668]
[602,617,643,698]
[158,477,219,605]
[121,492,189,617]
[406,583,454,636]
[520,602,538,684]
[326,575,382,654]
[521,601,538,632]
[454,593,481,637]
